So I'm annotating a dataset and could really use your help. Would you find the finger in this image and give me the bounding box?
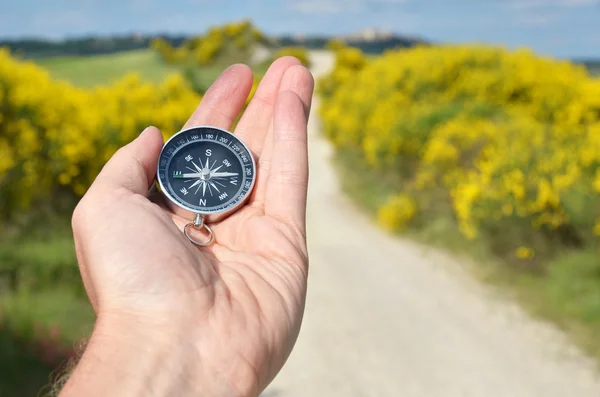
[252,65,314,207]
[264,90,311,232]
[93,126,164,197]
[183,64,254,130]
[235,56,302,155]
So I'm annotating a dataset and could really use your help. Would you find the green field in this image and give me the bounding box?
[0,226,93,396]
[35,49,179,87]
[35,49,271,90]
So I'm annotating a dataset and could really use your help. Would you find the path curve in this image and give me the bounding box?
[264,51,600,397]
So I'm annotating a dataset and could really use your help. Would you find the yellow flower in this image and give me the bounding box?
[594,220,600,236]
[377,194,417,232]
[515,247,535,259]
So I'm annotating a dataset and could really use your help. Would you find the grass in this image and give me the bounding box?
[1,287,94,346]
[35,49,179,87]
[35,49,273,90]
[0,326,61,397]
[334,147,600,362]
[0,228,93,397]
[0,227,92,343]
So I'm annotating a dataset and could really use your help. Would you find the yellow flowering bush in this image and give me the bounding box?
[151,20,269,67]
[377,194,417,231]
[0,48,201,219]
[151,38,188,65]
[320,44,600,258]
[318,42,367,100]
[516,247,535,260]
[273,47,311,67]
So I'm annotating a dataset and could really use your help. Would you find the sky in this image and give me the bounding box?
[0,0,599,58]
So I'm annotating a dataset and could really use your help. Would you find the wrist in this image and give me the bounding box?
[60,311,252,397]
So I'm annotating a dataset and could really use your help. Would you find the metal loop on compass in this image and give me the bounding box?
[184,214,215,247]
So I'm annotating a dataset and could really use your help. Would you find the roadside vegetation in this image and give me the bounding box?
[320,42,600,359]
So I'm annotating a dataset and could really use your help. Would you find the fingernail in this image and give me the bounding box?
[140,126,153,136]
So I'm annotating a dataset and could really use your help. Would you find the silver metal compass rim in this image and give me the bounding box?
[156,125,257,217]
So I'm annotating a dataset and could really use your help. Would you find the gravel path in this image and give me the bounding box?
[264,51,600,397]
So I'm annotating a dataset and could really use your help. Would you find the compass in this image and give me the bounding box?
[157,126,256,246]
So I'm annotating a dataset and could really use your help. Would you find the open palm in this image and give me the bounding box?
[69,57,314,396]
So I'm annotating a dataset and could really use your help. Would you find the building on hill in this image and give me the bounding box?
[345,28,393,43]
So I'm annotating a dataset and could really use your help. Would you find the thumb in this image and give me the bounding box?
[94,126,164,196]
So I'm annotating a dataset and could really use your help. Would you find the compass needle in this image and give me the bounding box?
[211,172,240,178]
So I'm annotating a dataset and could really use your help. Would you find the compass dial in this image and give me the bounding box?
[157,126,256,214]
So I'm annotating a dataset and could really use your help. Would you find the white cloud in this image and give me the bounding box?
[508,0,597,9]
[367,0,408,3]
[517,13,560,26]
[288,0,408,15]
[508,0,596,27]
[288,0,362,14]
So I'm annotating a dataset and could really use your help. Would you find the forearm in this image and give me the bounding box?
[59,314,239,397]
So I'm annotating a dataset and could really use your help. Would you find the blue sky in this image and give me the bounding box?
[1,0,599,58]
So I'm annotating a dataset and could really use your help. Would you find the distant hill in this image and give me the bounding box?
[1,32,425,58]
[0,35,187,58]
[578,60,600,76]
[2,34,598,72]
[276,34,425,54]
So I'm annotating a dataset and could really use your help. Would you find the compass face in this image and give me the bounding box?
[157,126,256,214]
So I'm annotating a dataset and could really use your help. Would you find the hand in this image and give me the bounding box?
[62,58,314,397]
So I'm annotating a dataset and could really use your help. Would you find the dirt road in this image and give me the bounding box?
[263,51,600,397]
